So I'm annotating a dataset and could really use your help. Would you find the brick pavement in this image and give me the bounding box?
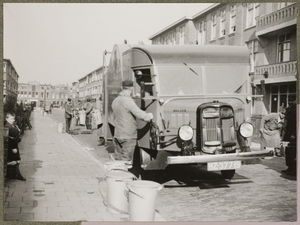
[3,109,166,222]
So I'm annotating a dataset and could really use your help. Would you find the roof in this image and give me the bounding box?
[148,16,192,40]
[130,45,250,65]
[78,66,104,81]
[148,3,220,40]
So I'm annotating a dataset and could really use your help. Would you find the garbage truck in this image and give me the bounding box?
[102,44,273,180]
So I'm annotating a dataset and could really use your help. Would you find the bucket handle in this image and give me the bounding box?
[126,183,163,199]
[125,184,144,199]
[98,168,138,214]
[98,175,129,214]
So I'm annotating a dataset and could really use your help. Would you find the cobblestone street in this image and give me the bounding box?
[47,108,298,222]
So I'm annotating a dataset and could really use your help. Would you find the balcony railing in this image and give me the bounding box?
[253,61,297,80]
[256,4,297,31]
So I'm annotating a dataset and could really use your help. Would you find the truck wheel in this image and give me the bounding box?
[221,170,235,180]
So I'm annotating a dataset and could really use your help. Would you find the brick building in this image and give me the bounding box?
[78,66,104,110]
[3,59,19,110]
[149,2,297,115]
[17,81,72,107]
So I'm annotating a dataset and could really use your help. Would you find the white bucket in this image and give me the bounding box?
[104,161,128,173]
[105,170,136,214]
[57,122,63,133]
[79,111,86,125]
[127,180,163,221]
[43,111,47,116]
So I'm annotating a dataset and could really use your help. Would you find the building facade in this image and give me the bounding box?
[78,66,104,109]
[17,81,72,107]
[3,59,19,109]
[149,2,297,115]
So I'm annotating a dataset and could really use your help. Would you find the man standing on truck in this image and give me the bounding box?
[112,80,153,163]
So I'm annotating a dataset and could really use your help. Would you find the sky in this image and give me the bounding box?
[4,3,214,85]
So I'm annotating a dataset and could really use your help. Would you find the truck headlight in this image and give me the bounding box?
[238,122,253,138]
[178,125,193,141]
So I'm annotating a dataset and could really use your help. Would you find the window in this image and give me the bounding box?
[220,9,226,37]
[247,40,259,72]
[197,20,206,45]
[160,36,165,45]
[230,5,236,33]
[179,26,185,45]
[278,33,291,62]
[271,83,296,113]
[247,3,260,27]
[172,31,176,45]
[211,14,217,40]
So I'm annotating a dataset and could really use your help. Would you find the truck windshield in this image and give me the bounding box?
[157,65,248,96]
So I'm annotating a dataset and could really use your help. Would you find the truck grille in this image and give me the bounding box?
[204,118,234,142]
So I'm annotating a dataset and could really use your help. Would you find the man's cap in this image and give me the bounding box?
[9,127,19,138]
[288,94,296,100]
[122,80,133,87]
[67,98,71,102]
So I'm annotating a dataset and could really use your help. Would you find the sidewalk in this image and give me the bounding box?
[3,109,166,222]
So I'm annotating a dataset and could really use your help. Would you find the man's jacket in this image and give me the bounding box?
[64,102,73,119]
[112,91,152,139]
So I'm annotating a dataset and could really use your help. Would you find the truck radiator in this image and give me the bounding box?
[204,118,234,142]
[204,118,219,141]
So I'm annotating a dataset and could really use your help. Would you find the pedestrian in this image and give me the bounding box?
[259,112,284,156]
[4,112,26,181]
[112,80,153,163]
[281,94,297,175]
[50,103,53,113]
[14,102,24,134]
[97,95,105,146]
[64,98,73,134]
[279,102,286,114]
[84,97,94,130]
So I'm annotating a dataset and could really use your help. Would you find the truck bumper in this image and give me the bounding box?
[167,149,273,165]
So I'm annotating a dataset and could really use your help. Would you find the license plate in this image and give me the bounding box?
[207,161,241,171]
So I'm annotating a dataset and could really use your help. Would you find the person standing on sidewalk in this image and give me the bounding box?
[259,112,285,157]
[5,112,26,181]
[281,94,297,175]
[84,97,94,130]
[64,98,73,134]
[112,80,153,162]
